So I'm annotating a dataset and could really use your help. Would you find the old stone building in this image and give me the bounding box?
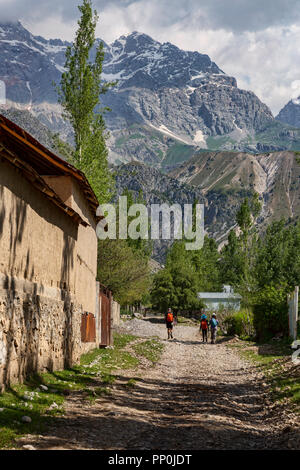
[0,114,107,386]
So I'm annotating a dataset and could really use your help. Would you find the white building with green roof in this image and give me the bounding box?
[198,285,242,311]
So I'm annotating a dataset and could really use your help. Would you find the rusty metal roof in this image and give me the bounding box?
[0,113,102,225]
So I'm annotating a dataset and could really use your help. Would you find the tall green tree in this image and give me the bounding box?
[231,193,261,296]
[121,189,152,259]
[56,0,115,203]
[251,220,300,339]
[151,241,203,314]
[219,230,244,287]
[97,239,151,305]
[191,236,221,291]
[97,188,152,306]
[255,220,300,289]
[151,269,175,313]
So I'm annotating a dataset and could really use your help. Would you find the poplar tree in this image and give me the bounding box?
[57,0,115,203]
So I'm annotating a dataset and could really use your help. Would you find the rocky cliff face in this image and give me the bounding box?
[0,108,58,152]
[170,150,300,236]
[1,22,300,169]
[0,22,73,140]
[114,159,252,256]
[114,162,206,261]
[115,150,300,260]
[276,97,300,128]
[101,31,273,137]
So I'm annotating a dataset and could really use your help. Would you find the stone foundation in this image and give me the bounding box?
[0,273,95,386]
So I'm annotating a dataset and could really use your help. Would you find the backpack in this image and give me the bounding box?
[166,312,173,322]
[211,318,218,328]
[201,319,208,330]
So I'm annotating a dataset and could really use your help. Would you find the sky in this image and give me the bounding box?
[2,0,300,115]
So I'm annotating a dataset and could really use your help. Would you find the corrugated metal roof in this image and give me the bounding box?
[198,292,242,300]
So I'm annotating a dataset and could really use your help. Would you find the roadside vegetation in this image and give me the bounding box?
[0,332,164,449]
[227,338,300,411]
[133,339,164,364]
[151,192,300,343]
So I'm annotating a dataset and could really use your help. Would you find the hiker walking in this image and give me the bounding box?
[165,308,174,339]
[200,313,209,342]
[209,313,219,344]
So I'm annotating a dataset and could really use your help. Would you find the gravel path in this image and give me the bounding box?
[18,318,299,450]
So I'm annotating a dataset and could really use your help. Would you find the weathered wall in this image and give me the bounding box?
[0,161,78,297]
[0,161,99,385]
[0,273,83,385]
[39,175,98,315]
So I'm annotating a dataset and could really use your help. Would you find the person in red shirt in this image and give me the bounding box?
[165,308,174,339]
[200,313,209,343]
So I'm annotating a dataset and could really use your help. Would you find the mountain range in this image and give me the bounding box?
[114,149,300,261]
[1,21,300,262]
[276,96,300,129]
[1,21,300,171]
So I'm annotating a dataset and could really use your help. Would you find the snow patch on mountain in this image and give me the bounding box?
[193,130,207,147]
[148,123,193,146]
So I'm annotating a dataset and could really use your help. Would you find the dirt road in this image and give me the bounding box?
[18,319,299,450]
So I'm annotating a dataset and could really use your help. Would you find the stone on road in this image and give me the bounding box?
[18,318,299,450]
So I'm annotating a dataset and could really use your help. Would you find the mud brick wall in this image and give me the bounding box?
[0,273,84,386]
[0,159,99,387]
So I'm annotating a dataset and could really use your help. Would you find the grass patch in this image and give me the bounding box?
[176,316,196,324]
[85,386,112,403]
[125,379,137,388]
[162,143,195,167]
[133,339,164,364]
[0,332,138,449]
[228,339,300,410]
[94,386,112,396]
[113,333,137,349]
[206,135,235,150]
[0,383,64,448]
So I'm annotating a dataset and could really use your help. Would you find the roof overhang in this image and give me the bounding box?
[0,113,105,226]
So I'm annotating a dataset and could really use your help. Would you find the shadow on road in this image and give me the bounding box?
[23,366,288,450]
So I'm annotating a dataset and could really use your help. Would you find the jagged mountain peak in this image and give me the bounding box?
[0,21,34,43]
[276,95,300,128]
[103,30,223,90]
[292,96,300,105]
[0,20,26,31]
[115,31,159,46]
[1,21,299,164]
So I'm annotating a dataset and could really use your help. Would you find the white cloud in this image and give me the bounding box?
[291,80,300,100]
[209,25,300,115]
[23,16,77,42]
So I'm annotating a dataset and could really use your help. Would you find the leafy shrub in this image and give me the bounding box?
[223,310,254,337]
[252,286,289,341]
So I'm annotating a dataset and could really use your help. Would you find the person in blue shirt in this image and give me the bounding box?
[209,313,219,344]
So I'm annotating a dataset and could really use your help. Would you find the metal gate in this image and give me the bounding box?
[100,284,112,347]
[81,312,96,343]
